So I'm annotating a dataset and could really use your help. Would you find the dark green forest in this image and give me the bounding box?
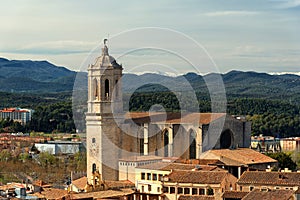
[1,67,300,137]
[1,89,300,138]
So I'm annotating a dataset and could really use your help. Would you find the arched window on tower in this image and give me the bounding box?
[189,130,196,159]
[163,130,169,157]
[105,79,109,100]
[93,78,98,100]
[115,79,118,98]
[92,163,96,173]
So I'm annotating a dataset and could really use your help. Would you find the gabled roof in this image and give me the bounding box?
[32,180,52,188]
[242,189,295,200]
[126,112,226,125]
[166,170,235,184]
[72,176,87,190]
[200,148,277,166]
[237,171,300,186]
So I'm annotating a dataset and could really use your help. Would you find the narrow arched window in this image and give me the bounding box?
[115,79,118,98]
[92,138,96,143]
[189,130,196,159]
[105,79,109,99]
[93,78,98,99]
[163,130,169,157]
[92,163,96,173]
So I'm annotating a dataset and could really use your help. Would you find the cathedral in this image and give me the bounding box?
[86,40,251,182]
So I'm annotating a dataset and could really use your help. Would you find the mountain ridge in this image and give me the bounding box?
[0,58,300,104]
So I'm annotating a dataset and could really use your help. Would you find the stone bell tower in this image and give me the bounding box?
[86,39,123,182]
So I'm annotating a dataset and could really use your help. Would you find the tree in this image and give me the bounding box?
[266,152,297,171]
[0,150,12,162]
[19,153,30,162]
[38,152,57,168]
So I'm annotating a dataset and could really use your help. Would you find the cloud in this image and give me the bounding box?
[1,40,97,55]
[271,0,300,9]
[203,10,259,17]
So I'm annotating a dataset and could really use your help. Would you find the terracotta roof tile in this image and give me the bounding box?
[237,171,300,186]
[198,159,225,166]
[105,180,135,189]
[200,148,277,166]
[33,180,49,187]
[32,188,68,200]
[242,189,294,200]
[70,188,134,199]
[166,170,234,184]
[72,176,87,190]
[137,162,221,172]
[178,195,215,200]
[222,191,249,199]
[126,112,226,125]
[119,155,162,162]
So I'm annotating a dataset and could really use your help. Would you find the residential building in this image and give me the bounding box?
[35,141,85,155]
[280,137,300,152]
[69,176,87,193]
[135,161,225,200]
[163,170,237,200]
[237,171,300,192]
[0,108,34,125]
[200,148,278,178]
[242,189,296,200]
[119,156,163,182]
[251,135,281,153]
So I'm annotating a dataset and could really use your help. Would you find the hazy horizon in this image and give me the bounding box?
[1,0,300,75]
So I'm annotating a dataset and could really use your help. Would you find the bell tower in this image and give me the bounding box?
[86,39,123,182]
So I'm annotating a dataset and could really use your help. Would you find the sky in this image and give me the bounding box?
[0,0,300,75]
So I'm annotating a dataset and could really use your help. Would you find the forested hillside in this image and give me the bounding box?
[1,58,300,136]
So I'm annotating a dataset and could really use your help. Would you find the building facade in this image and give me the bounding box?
[86,41,251,183]
[237,171,300,192]
[0,107,33,125]
[35,141,84,155]
[280,137,300,152]
[163,170,237,200]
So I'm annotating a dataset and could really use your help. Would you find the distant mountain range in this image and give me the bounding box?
[1,57,300,103]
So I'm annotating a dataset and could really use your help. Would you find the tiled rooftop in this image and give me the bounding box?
[166,170,232,184]
[237,171,300,186]
[70,188,134,199]
[242,189,295,200]
[222,191,249,199]
[136,161,222,172]
[119,155,163,162]
[126,112,226,125]
[72,176,87,190]
[105,180,135,189]
[32,188,68,200]
[200,148,277,166]
[178,195,215,200]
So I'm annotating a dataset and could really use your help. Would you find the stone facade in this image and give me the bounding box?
[86,41,251,182]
